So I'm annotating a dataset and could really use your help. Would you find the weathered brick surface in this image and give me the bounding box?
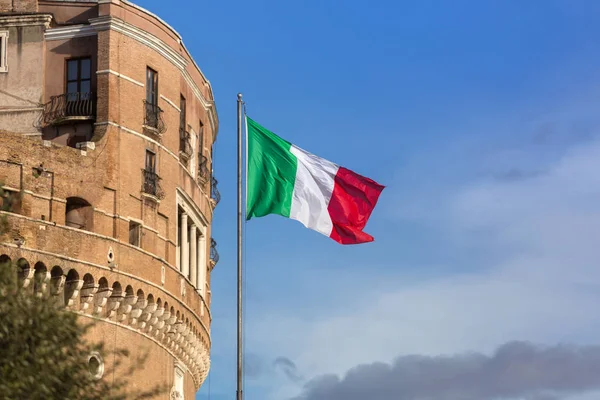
[0,1,218,398]
[0,0,38,13]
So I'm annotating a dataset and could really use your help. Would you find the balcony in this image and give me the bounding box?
[141,169,165,200]
[197,154,209,184]
[179,128,193,161]
[210,238,219,266]
[40,92,95,126]
[211,177,220,205]
[143,101,166,135]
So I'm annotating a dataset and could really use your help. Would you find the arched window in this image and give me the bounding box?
[65,197,93,231]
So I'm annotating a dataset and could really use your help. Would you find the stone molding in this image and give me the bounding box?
[0,247,211,389]
[0,14,53,28]
[97,69,145,87]
[0,212,212,323]
[160,95,181,112]
[45,24,96,40]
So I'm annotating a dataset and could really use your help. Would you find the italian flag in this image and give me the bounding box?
[246,117,384,245]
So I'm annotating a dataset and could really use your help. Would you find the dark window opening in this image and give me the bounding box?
[145,150,156,173]
[198,120,204,156]
[64,57,93,119]
[179,95,191,158]
[197,120,208,181]
[180,95,186,131]
[142,150,164,199]
[66,58,92,97]
[144,67,164,131]
[146,67,158,106]
[0,34,6,71]
[65,197,93,231]
[0,187,21,214]
[129,221,141,247]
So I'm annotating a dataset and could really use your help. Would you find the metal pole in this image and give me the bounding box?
[236,93,244,400]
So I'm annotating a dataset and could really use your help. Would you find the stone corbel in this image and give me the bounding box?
[93,286,113,315]
[19,267,35,288]
[64,279,83,308]
[34,271,51,297]
[50,275,66,297]
[117,293,138,322]
[139,301,157,329]
[106,291,125,319]
[130,297,148,326]
[148,304,165,329]
[80,283,99,312]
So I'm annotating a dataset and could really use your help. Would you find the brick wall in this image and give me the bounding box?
[0,0,38,13]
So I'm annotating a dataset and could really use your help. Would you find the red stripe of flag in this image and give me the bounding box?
[327,167,385,245]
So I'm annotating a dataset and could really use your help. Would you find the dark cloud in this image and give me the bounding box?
[293,341,600,400]
[245,353,265,379]
[244,354,304,383]
[274,356,304,383]
[493,168,544,182]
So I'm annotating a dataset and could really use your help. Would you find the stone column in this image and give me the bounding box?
[176,212,181,271]
[197,233,206,296]
[196,233,203,293]
[190,225,197,284]
[181,212,189,277]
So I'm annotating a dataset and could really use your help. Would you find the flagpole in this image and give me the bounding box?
[236,93,244,400]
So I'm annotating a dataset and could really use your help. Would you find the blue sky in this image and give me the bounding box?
[136,1,600,399]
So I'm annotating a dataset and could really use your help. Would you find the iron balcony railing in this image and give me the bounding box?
[40,92,95,126]
[197,154,210,183]
[143,100,166,134]
[210,238,219,265]
[179,128,193,159]
[141,169,165,200]
[211,177,221,205]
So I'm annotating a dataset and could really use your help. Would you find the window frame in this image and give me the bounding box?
[0,31,8,73]
[128,220,142,247]
[174,364,185,399]
[65,57,92,95]
[180,95,186,131]
[198,120,204,156]
[146,67,158,106]
[145,149,156,173]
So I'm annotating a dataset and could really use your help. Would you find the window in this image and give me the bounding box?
[197,120,208,180]
[0,187,20,214]
[66,58,92,95]
[174,365,185,399]
[88,352,104,380]
[0,31,8,73]
[144,67,162,130]
[146,67,158,106]
[198,120,204,156]
[142,150,163,198]
[65,197,93,231]
[180,95,186,131]
[129,221,141,247]
[179,95,190,156]
[145,150,156,173]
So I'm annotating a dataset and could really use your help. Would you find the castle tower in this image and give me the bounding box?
[0,1,219,398]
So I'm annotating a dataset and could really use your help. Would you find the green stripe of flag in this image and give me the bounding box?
[246,117,298,220]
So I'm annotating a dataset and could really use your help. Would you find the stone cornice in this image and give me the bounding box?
[0,211,212,331]
[0,14,53,28]
[45,24,96,40]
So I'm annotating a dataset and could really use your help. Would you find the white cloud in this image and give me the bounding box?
[246,135,600,399]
